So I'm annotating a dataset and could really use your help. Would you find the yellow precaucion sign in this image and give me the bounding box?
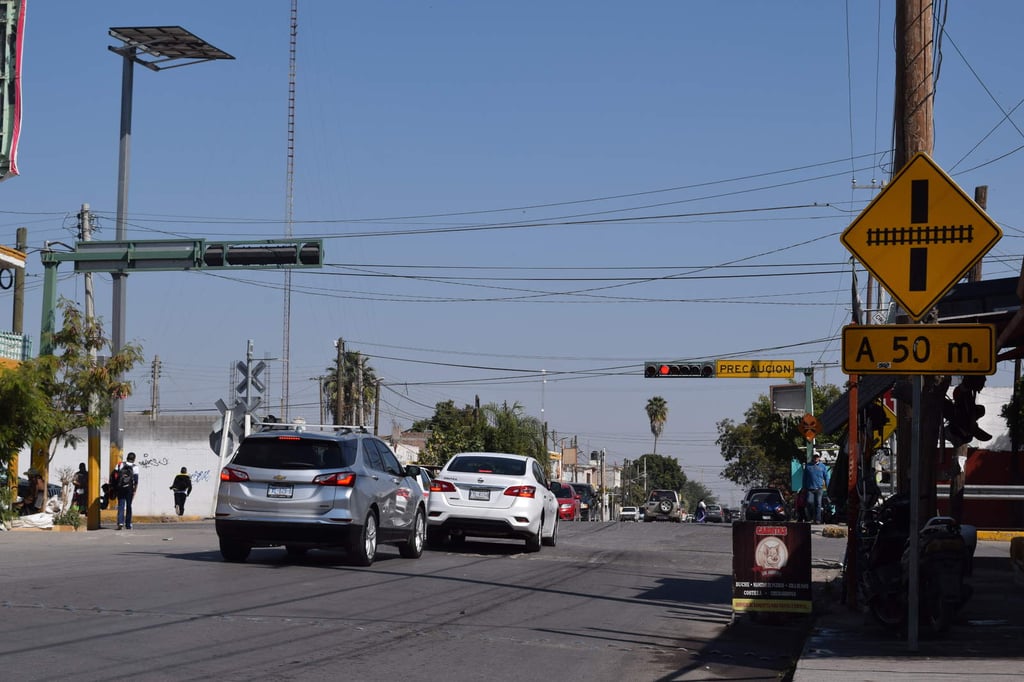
[715,360,795,379]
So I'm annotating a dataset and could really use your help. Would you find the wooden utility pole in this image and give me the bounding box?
[334,338,345,425]
[893,0,935,651]
[893,0,936,511]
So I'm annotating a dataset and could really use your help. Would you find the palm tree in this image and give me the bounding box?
[323,351,378,425]
[480,401,547,469]
[645,396,668,455]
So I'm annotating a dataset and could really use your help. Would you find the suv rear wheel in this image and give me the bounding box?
[219,538,251,563]
[399,508,426,559]
[349,509,378,566]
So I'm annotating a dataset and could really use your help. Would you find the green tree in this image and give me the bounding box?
[681,479,716,511]
[1001,377,1024,445]
[716,382,841,490]
[0,361,58,462]
[635,453,687,494]
[5,299,143,468]
[414,399,548,472]
[645,396,668,455]
[417,400,485,467]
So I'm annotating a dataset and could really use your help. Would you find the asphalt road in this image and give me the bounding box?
[1,520,847,681]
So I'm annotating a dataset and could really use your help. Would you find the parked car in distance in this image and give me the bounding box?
[569,482,598,521]
[644,489,683,522]
[551,481,581,521]
[415,466,433,504]
[618,506,641,522]
[745,490,790,522]
[741,487,789,521]
[427,452,559,552]
[705,504,724,523]
[214,427,427,566]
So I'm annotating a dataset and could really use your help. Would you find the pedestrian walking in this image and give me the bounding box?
[115,452,138,530]
[695,498,707,523]
[72,462,88,514]
[170,467,193,516]
[802,452,829,524]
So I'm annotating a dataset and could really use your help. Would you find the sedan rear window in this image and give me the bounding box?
[448,456,526,476]
[553,484,575,499]
[232,437,356,470]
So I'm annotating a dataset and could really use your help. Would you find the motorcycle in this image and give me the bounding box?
[858,493,972,635]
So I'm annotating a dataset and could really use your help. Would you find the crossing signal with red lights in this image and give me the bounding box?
[644,362,715,378]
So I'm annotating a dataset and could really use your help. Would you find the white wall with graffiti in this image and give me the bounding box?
[20,414,221,519]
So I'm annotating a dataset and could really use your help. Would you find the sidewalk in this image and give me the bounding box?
[793,532,1024,681]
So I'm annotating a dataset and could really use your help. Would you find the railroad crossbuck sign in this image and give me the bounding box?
[841,153,1002,320]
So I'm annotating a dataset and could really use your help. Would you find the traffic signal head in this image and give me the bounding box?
[944,377,992,447]
[643,361,715,378]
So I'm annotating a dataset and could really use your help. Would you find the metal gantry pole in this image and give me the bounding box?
[110,47,135,473]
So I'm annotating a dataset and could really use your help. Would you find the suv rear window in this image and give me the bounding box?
[448,456,526,476]
[232,436,356,470]
[649,490,676,502]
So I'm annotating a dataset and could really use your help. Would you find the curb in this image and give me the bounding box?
[977,530,1024,542]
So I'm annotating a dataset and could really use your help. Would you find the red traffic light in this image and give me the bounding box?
[643,361,715,378]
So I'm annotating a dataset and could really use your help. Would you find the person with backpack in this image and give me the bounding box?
[115,452,138,530]
[169,467,193,516]
[72,462,88,515]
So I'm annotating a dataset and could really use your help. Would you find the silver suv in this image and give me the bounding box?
[214,427,426,566]
[644,489,683,522]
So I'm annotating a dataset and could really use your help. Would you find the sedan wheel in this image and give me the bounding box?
[542,516,558,547]
[525,516,543,553]
[349,510,378,566]
[400,508,426,559]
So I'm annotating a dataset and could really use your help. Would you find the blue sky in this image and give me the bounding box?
[4,1,1024,504]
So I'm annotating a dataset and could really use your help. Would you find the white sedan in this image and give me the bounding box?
[427,452,559,552]
[618,506,641,522]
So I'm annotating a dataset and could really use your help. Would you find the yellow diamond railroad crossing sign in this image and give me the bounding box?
[841,153,1002,320]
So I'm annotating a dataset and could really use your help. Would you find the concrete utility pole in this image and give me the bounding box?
[12,226,25,333]
[150,355,161,420]
[80,205,102,531]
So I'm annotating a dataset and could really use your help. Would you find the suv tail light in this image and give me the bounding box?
[313,472,356,487]
[504,485,536,498]
[221,467,249,482]
[430,479,457,493]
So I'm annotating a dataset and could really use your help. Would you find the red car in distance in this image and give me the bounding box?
[551,481,581,521]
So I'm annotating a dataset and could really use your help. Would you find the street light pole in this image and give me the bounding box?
[109,43,134,478]
[106,27,233,472]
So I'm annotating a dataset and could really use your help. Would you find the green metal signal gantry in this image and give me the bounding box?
[39,237,323,354]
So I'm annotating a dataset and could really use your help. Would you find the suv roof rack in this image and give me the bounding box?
[252,420,369,434]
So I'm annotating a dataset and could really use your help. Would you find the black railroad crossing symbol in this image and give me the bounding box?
[841,153,1001,321]
[864,179,974,293]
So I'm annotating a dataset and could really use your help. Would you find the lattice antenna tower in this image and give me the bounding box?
[281,0,298,419]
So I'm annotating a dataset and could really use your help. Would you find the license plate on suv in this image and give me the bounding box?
[267,484,294,498]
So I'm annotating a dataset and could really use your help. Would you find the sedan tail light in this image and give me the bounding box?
[221,467,249,482]
[504,485,536,498]
[430,479,457,493]
[313,472,356,487]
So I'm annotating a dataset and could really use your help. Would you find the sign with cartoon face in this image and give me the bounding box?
[732,521,811,614]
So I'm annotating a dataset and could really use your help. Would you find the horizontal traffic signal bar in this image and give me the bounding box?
[644,361,715,378]
[46,238,324,272]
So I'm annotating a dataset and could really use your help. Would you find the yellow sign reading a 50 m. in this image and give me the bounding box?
[842,324,995,375]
